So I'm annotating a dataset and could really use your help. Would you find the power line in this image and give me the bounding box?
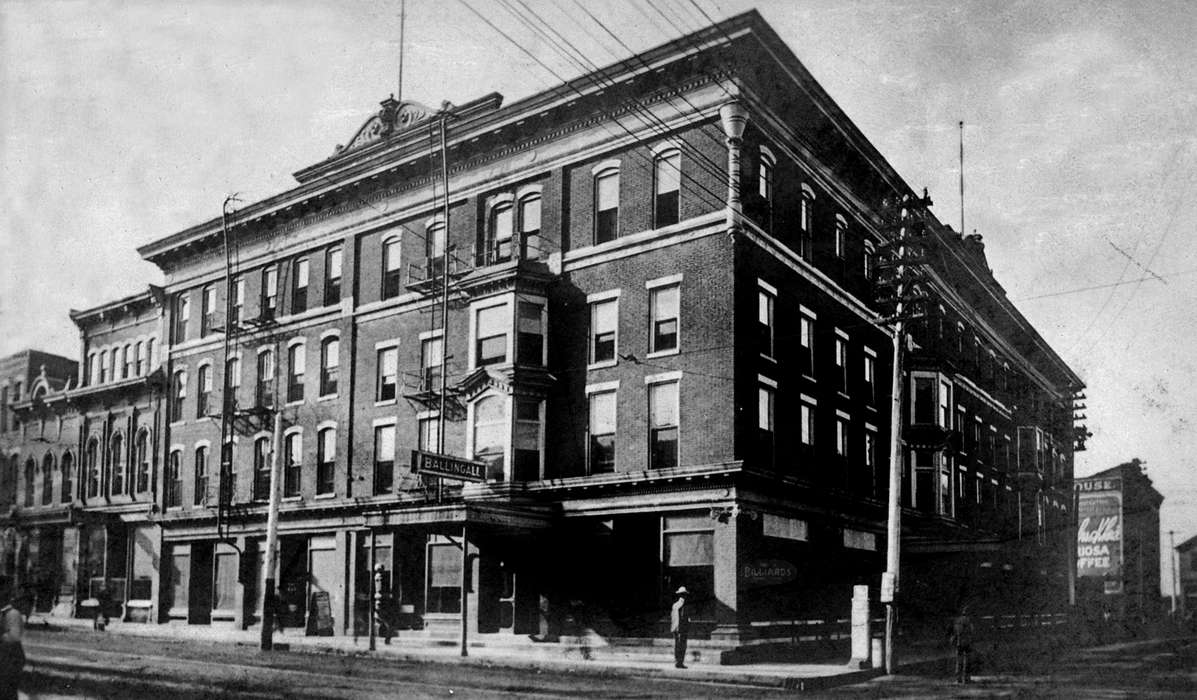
[1014,267,1197,302]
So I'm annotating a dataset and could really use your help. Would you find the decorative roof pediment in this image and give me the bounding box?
[334,97,439,157]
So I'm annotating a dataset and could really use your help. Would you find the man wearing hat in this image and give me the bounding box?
[670,586,691,669]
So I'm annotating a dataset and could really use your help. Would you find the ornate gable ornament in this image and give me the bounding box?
[334,96,437,156]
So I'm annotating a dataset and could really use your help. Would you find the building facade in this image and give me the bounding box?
[3,11,1084,652]
[1176,533,1197,619]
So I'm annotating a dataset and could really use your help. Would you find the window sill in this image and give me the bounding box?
[314,492,337,500]
[318,394,337,402]
[759,354,777,363]
[374,399,397,408]
[801,374,817,382]
[285,400,305,408]
[837,391,851,401]
[588,360,617,371]
[646,348,679,360]
[282,496,302,503]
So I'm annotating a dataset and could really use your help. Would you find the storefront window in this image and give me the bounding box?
[426,541,462,614]
[662,514,714,620]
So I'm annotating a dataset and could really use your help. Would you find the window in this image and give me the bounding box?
[662,515,714,621]
[291,257,309,315]
[122,343,134,379]
[757,383,775,468]
[283,432,301,498]
[41,453,53,505]
[194,445,209,506]
[516,301,544,365]
[649,380,679,470]
[256,350,274,408]
[472,395,506,480]
[863,352,876,403]
[377,347,398,401]
[864,430,878,495]
[167,449,182,507]
[261,266,278,320]
[170,370,187,423]
[476,304,508,366]
[221,440,236,504]
[253,437,271,501]
[231,277,245,327]
[324,247,342,306]
[835,415,849,457]
[426,541,462,613]
[225,356,241,410]
[594,169,619,243]
[196,365,212,418]
[87,353,98,385]
[654,150,681,227]
[758,149,774,202]
[421,335,443,391]
[108,350,117,383]
[834,215,847,259]
[418,414,440,454]
[757,288,774,358]
[589,298,617,365]
[513,397,542,481]
[23,459,34,507]
[913,376,935,424]
[864,241,875,281]
[799,314,815,376]
[489,203,514,263]
[110,432,125,496]
[799,188,814,261]
[173,292,190,343]
[373,424,395,494]
[135,431,150,493]
[800,402,815,449]
[519,195,542,260]
[320,337,339,397]
[587,390,616,474]
[317,427,335,495]
[201,285,217,336]
[287,344,305,403]
[60,451,74,503]
[382,237,402,299]
[649,285,679,354]
[425,222,446,277]
[834,335,848,394]
[939,381,952,427]
[99,350,109,383]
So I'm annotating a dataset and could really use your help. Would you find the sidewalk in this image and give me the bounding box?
[28,614,934,692]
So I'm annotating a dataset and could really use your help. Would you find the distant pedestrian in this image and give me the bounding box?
[0,582,30,700]
[670,587,690,669]
[950,604,975,684]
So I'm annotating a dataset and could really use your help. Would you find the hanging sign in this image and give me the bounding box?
[410,450,487,482]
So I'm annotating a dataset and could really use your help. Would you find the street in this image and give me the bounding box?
[17,628,786,699]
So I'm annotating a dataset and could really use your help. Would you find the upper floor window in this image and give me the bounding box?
[135,431,150,493]
[291,257,310,315]
[167,449,182,507]
[516,301,545,366]
[261,266,279,320]
[122,343,134,379]
[324,247,343,306]
[225,356,241,410]
[194,445,209,506]
[317,427,335,496]
[587,390,616,474]
[99,350,109,383]
[41,453,53,506]
[283,431,301,498]
[912,376,935,424]
[475,304,509,367]
[134,342,146,377]
[287,343,305,403]
[170,370,187,423]
[519,194,542,260]
[648,380,679,470]
[60,451,74,503]
[253,437,270,502]
[173,292,190,343]
[649,284,680,355]
[594,168,620,244]
[320,337,339,397]
[196,364,212,418]
[757,147,775,231]
[863,241,875,281]
[144,338,154,374]
[757,382,775,469]
[758,285,774,358]
[22,459,34,507]
[589,296,618,366]
[513,398,543,481]
[863,352,876,403]
[382,237,402,300]
[472,395,507,481]
[373,423,395,495]
[87,353,98,386]
[834,215,847,259]
[654,149,681,228]
[834,333,848,394]
[256,350,274,408]
[377,346,398,402]
[799,314,815,377]
[835,414,850,458]
[799,186,814,261]
[418,414,440,454]
[231,277,245,327]
[488,203,514,264]
[938,381,952,427]
[201,284,217,336]
[800,402,815,450]
[421,334,443,392]
[85,439,100,499]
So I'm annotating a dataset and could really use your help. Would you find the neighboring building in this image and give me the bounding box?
[1176,533,1197,617]
[3,11,1085,652]
[1075,459,1163,625]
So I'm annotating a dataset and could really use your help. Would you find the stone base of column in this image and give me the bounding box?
[709,623,749,645]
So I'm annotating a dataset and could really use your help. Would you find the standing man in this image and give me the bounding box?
[950,604,975,684]
[670,586,690,669]
[0,581,30,700]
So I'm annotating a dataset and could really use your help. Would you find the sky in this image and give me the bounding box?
[2,0,1195,593]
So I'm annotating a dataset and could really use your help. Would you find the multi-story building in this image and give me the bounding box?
[3,11,1084,654]
[1175,533,1197,619]
[1074,460,1163,626]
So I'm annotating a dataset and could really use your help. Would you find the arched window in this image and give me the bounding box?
[123,343,134,378]
[472,395,507,481]
[135,430,150,493]
[145,338,155,369]
[85,438,100,499]
[261,266,279,320]
[320,337,339,397]
[290,257,309,315]
[519,195,542,262]
[594,167,620,244]
[283,431,302,498]
[799,183,815,261]
[166,449,182,507]
[201,284,217,336]
[253,437,271,501]
[170,370,187,423]
[88,352,98,385]
[173,291,190,343]
[43,454,59,501]
[256,350,274,408]
[654,149,681,228]
[834,214,847,259]
[60,451,74,503]
[24,458,35,507]
[134,341,145,376]
[110,432,125,497]
[194,445,209,506]
[316,426,336,496]
[489,203,514,264]
[425,222,446,275]
[323,246,343,307]
[225,356,241,410]
[382,237,402,299]
[196,364,212,418]
[221,439,236,504]
[99,350,109,383]
[287,343,305,403]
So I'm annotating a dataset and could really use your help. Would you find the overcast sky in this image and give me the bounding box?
[2,1,1195,592]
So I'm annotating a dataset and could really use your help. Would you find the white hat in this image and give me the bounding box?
[675,586,689,595]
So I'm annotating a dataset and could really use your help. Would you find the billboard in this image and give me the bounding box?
[1076,479,1123,594]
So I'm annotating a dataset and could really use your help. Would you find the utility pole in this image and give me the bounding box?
[260,339,284,650]
[1170,530,1179,616]
[877,190,931,674]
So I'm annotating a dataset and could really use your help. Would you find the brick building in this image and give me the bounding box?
[1176,533,1197,619]
[2,11,1084,654]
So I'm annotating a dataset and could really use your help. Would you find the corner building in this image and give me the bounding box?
[78,11,1083,651]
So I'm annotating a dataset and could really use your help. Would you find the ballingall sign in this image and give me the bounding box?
[1075,478,1123,593]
